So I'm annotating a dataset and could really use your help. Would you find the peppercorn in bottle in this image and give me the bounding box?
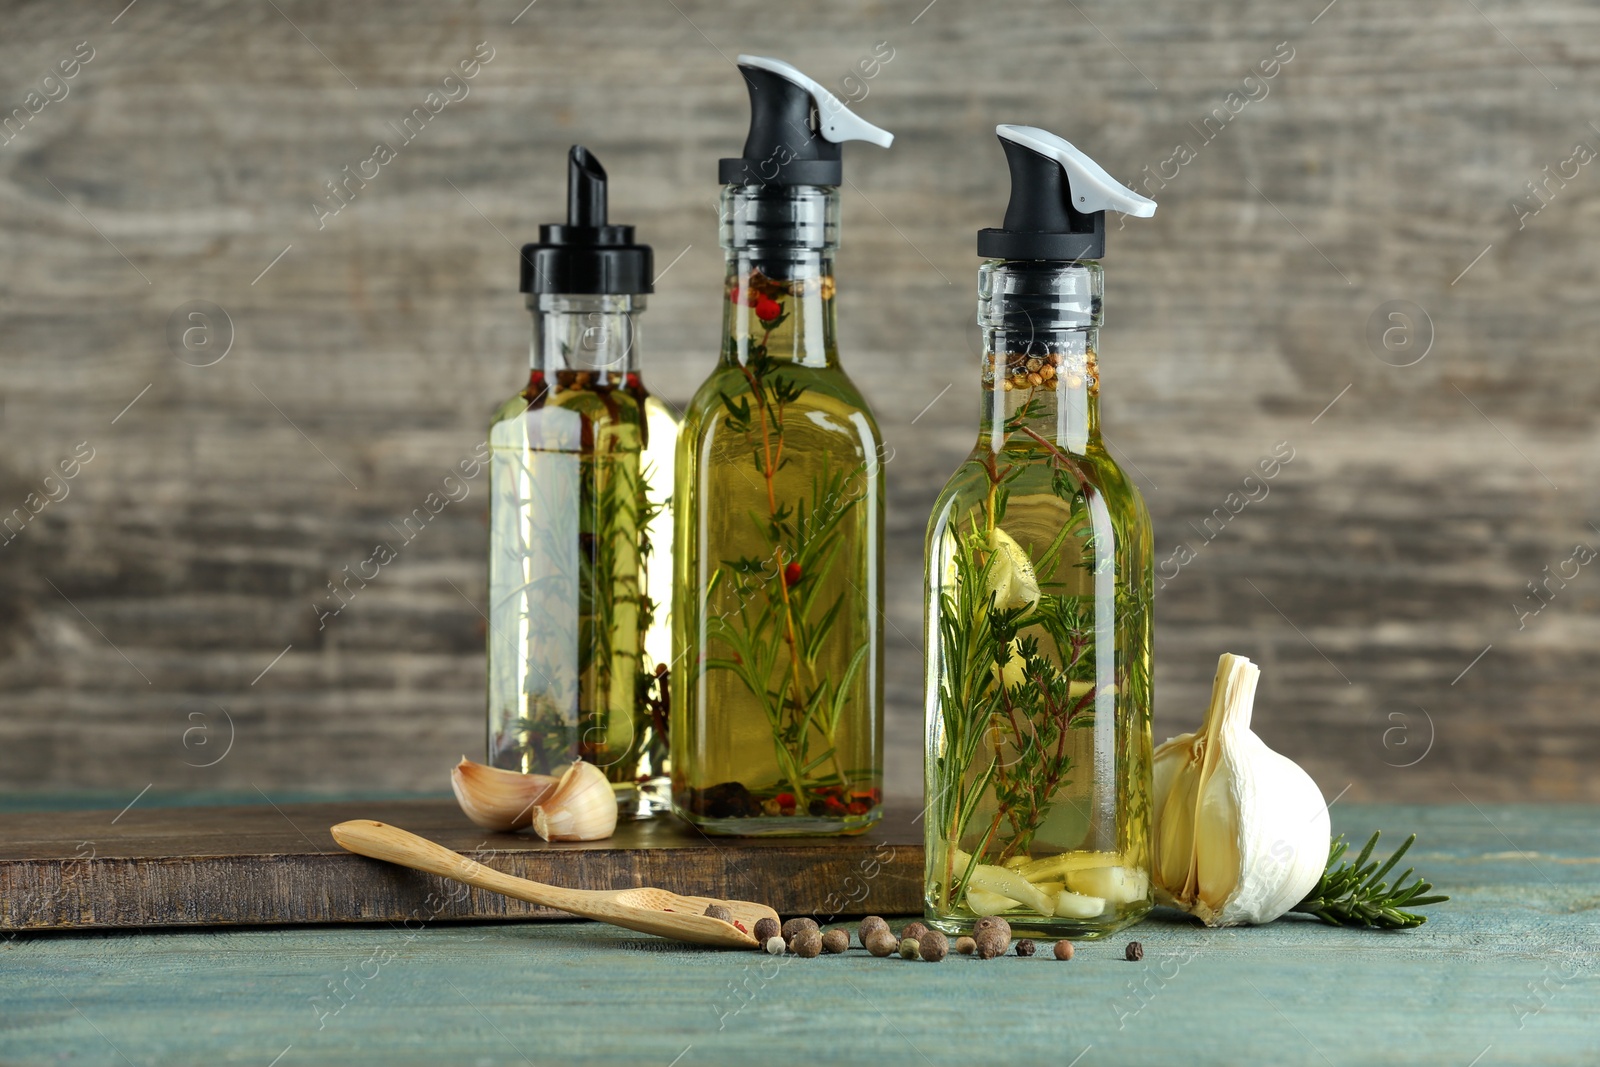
[671,57,893,834]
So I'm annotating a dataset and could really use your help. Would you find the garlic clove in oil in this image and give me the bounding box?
[530,759,618,842]
[965,887,1022,916]
[1054,890,1107,919]
[1018,849,1122,883]
[451,757,558,831]
[1151,653,1330,926]
[967,862,1055,915]
[1068,865,1149,905]
[983,527,1040,614]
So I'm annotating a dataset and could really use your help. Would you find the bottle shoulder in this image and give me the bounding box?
[682,363,882,444]
[1083,444,1149,523]
[489,391,534,427]
[489,382,647,450]
[928,441,1149,546]
[643,393,684,428]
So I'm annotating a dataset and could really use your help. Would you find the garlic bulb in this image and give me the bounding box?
[451,758,558,831]
[530,759,618,842]
[1151,653,1330,926]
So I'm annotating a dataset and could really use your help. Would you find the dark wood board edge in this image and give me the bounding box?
[1,800,926,931]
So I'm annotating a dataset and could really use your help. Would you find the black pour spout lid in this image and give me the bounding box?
[977,125,1156,261]
[520,145,653,295]
[718,55,893,186]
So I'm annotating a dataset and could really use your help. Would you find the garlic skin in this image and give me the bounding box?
[451,758,558,831]
[530,759,619,842]
[1151,654,1330,926]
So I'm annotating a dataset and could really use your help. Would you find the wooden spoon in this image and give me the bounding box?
[330,819,775,948]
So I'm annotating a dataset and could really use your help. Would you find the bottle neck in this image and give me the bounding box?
[527,293,644,383]
[977,260,1103,455]
[719,184,839,370]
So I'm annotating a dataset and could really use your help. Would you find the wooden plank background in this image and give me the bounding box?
[1,0,1595,804]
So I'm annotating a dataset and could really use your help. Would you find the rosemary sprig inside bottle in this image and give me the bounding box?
[930,388,1150,915]
[700,285,872,817]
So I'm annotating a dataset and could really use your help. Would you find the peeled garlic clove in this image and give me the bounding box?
[1067,865,1149,905]
[1018,849,1122,883]
[451,758,558,831]
[1054,890,1107,918]
[965,887,1022,916]
[967,862,1055,915]
[1151,654,1331,926]
[983,527,1040,614]
[530,759,618,842]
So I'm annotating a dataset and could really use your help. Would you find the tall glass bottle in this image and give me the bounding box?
[924,126,1157,935]
[487,145,675,818]
[672,56,893,835]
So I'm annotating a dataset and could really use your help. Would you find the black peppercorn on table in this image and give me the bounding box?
[1,802,1595,1066]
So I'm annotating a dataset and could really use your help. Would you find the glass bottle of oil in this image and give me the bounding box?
[925,126,1157,935]
[487,145,676,819]
[672,56,893,835]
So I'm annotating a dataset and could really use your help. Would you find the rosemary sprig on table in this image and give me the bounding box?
[1292,831,1448,929]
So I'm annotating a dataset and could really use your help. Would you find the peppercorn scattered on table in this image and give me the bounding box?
[1,801,1595,1066]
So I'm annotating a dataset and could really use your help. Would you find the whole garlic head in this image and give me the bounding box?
[1151,653,1330,926]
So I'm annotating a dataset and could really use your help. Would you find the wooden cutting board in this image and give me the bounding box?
[0,798,923,931]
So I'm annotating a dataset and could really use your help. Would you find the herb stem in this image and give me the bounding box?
[735,338,822,805]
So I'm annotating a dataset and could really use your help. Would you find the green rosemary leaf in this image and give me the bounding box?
[1291,831,1447,930]
[805,595,846,667]
[825,644,870,738]
[796,540,846,616]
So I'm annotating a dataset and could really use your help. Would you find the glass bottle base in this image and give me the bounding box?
[925,901,1151,941]
[617,777,672,820]
[674,805,883,837]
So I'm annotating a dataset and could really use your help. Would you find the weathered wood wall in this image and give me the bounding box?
[1,0,1595,803]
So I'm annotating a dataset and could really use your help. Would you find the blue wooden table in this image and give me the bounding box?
[2,803,1596,1066]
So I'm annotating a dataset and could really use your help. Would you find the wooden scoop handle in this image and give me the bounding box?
[329,819,591,914]
[331,819,761,948]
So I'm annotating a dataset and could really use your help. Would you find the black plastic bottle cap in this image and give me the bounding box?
[977,125,1156,261]
[718,55,893,187]
[520,145,653,294]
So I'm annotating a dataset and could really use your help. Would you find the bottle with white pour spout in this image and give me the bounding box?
[672,56,893,835]
[924,126,1157,936]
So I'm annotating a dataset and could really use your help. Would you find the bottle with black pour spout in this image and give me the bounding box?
[672,56,893,835]
[924,126,1157,935]
[487,145,677,819]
